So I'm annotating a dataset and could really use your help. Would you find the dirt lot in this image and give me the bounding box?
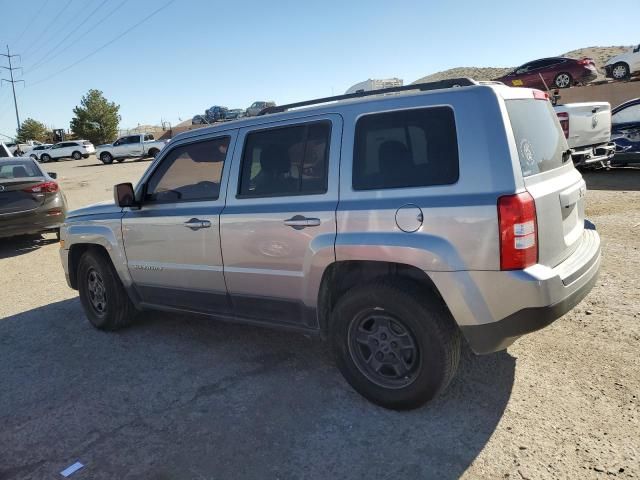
[0,156,639,479]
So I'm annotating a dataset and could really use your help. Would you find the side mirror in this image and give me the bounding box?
[114,182,137,208]
[48,172,57,179]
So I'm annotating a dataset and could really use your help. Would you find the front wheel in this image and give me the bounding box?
[77,250,137,330]
[100,152,113,164]
[40,154,51,163]
[554,72,573,88]
[611,62,630,80]
[331,281,461,410]
[71,151,82,160]
[148,148,159,158]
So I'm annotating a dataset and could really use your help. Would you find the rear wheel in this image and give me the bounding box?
[78,250,137,330]
[100,152,113,164]
[611,62,630,80]
[71,151,82,160]
[331,280,461,410]
[148,148,159,158]
[554,72,573,88]
[40,154,51,163]
[30,154,37,160]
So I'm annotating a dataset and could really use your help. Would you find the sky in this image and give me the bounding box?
[0,0,638,140]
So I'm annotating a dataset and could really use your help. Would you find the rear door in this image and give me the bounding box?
[126,135,143,157]
[220,115,341,328]
[505,96,585,268]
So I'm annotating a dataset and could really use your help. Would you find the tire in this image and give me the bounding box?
[331,280,461,410]
[100,152,114,164]
[77,249,137,330]
[148,148,159,158]
[40,154,51,163]
[71,151,82,160]
[554,72,573,89]
[115,158,125,163]
[611,62,630,80]
[30,154,37,160]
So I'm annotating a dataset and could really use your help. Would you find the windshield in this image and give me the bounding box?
[505,99,569,177]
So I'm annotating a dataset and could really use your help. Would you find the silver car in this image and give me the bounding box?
[59,79,600,409]
[0,158,67,239]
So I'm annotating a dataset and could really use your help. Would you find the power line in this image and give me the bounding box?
[11,0,51,49]
[1,45,24,130]
[28,0,176,88]
[27,0,109,73]
[21,0,73,58]
[25,0,122,76]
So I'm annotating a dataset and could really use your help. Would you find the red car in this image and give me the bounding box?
[495,57,598,90]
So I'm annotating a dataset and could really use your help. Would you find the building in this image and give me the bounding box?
[345,78,404,94]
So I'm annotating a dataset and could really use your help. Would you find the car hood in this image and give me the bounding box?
[67,200,122,219]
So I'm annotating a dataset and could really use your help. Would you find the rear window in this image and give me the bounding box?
[353,107,459,190]
[506,99,568,177]
[0,160,41,178]
[82,140,92,145]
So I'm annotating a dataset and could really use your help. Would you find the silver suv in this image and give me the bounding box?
[59,79,601,409]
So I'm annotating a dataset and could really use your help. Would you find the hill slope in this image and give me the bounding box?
[412,45,631,84]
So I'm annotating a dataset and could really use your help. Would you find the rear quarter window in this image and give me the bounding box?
[506,99,568,177]
[353,107,459,190]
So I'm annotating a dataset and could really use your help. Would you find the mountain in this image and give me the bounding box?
[412,46,632,84]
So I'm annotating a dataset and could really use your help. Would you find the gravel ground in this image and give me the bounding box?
[0,157,638,479]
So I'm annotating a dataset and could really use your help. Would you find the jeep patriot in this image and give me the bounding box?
[59,79,600,409]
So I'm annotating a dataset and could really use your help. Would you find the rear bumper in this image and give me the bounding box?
[580,69,598,83]
[430,223,601,354]
[571,142,616,166]
[0,218,64,238]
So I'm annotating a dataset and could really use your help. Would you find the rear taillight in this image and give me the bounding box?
[577,58,593,65]
[498,192,538,270]
[46,208,64,216]
[23,181,59,193]
[556,112,570,139]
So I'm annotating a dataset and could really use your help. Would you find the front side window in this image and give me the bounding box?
[145,137,230,203]
[353,107,459,190]
[127,136,141,144]
[238,121,331,197]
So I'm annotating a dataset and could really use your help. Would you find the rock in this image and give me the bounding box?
[586,310,593,315]
[594,466,605,473]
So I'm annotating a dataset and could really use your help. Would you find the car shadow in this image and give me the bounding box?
[582,166,640,191]
[75,157,154,168]
[0,298,515,480]
[0,233,58,260]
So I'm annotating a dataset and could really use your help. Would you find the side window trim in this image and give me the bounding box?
[235,119,333,199]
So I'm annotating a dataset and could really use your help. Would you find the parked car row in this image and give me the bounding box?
[495,43,640,90]
[35,140,96,163]
[192,100,276,125]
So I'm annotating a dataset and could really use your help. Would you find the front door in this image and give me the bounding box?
[122,133,235,314]
[221,115,341,328]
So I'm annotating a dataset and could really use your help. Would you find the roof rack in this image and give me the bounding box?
[258,78,477,116]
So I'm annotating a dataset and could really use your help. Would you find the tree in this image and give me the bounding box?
[16,118,49,143]
[70,89,120,145]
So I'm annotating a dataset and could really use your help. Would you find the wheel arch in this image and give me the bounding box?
[316,260,447,337]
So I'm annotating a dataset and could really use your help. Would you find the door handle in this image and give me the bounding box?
[183,218,211,230]
[284,215,321,230]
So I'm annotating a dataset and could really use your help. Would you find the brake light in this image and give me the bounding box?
[577,58,592,65]
[498,192,538,270]
[532,90,548,100]
[23,181,59,193]
[46,208,64,216]
[556,111,570,139]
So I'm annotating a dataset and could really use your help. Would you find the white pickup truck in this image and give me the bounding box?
[95,133,167,164]
[553,101,615,168]
[6,140,44,156]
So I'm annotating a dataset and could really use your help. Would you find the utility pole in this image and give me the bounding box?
[1,45,24,131]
